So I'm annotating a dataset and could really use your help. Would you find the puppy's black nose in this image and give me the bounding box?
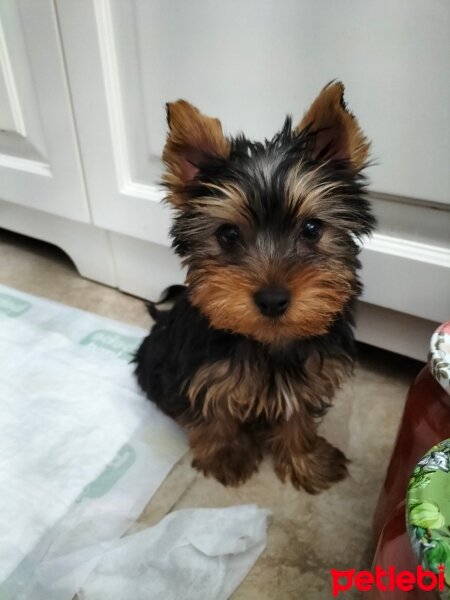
[254,287,291,317]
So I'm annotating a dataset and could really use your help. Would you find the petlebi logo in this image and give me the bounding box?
[80,329,141,360]
[0,293,32,318]
[330,565,445,596]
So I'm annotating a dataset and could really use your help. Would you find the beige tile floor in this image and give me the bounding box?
[0,228,423,600]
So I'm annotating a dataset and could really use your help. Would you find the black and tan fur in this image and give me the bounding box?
[135,81,375,493]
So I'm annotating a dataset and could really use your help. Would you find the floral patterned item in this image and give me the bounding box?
[430,321,450,395]
[407,439,450,599]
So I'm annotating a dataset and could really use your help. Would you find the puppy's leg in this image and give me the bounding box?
[187,416,263,487]
[270,411,348,493]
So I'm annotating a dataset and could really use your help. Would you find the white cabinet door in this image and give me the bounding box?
[58,0,450,222]
[57,0,449,322]
[56,0,170,246]
[0,0,89,223]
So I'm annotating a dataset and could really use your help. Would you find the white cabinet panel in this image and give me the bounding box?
[56,0,449,326]
[135,0,450,207]
[58,0,450,243]
[56,0,169,245]
[0,0,89,223]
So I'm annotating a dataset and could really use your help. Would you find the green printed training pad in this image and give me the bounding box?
[0,285,186,600]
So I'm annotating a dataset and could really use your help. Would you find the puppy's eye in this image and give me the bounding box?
[300,219,323,242]
[216,224,240,248]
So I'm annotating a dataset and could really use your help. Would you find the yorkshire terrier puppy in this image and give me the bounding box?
[135,81,375,493]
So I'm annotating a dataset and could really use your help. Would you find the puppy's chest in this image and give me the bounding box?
[186,352,346,422]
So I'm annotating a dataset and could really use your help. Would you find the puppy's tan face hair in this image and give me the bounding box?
[163,82,375,344]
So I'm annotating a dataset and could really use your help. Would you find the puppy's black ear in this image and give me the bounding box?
[163,101,230,207]
[295,81,370,170]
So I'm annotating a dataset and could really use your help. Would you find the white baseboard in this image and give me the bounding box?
[355,302,436,362]
[361,232,450,323]
[0,200,117,286]
[109,231,185,300]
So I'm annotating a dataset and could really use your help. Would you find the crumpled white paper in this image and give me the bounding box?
[0,285,187,600]
[78,505,270,600]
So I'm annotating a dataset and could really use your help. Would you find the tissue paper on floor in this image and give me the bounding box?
[78,505,270,600]
[0,285,187,600]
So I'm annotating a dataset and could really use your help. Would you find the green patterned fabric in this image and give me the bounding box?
[407,439,450,599]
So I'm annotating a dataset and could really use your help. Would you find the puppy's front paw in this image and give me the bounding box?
[192,443,262,487]
[274,436,349,494]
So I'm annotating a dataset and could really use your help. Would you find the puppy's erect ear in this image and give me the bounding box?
[295,81,370,170]
[163,100,230,206]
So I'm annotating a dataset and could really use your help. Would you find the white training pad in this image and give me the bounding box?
[0,285,187,599]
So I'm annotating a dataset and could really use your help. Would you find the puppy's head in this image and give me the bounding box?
[163,82,375,344]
